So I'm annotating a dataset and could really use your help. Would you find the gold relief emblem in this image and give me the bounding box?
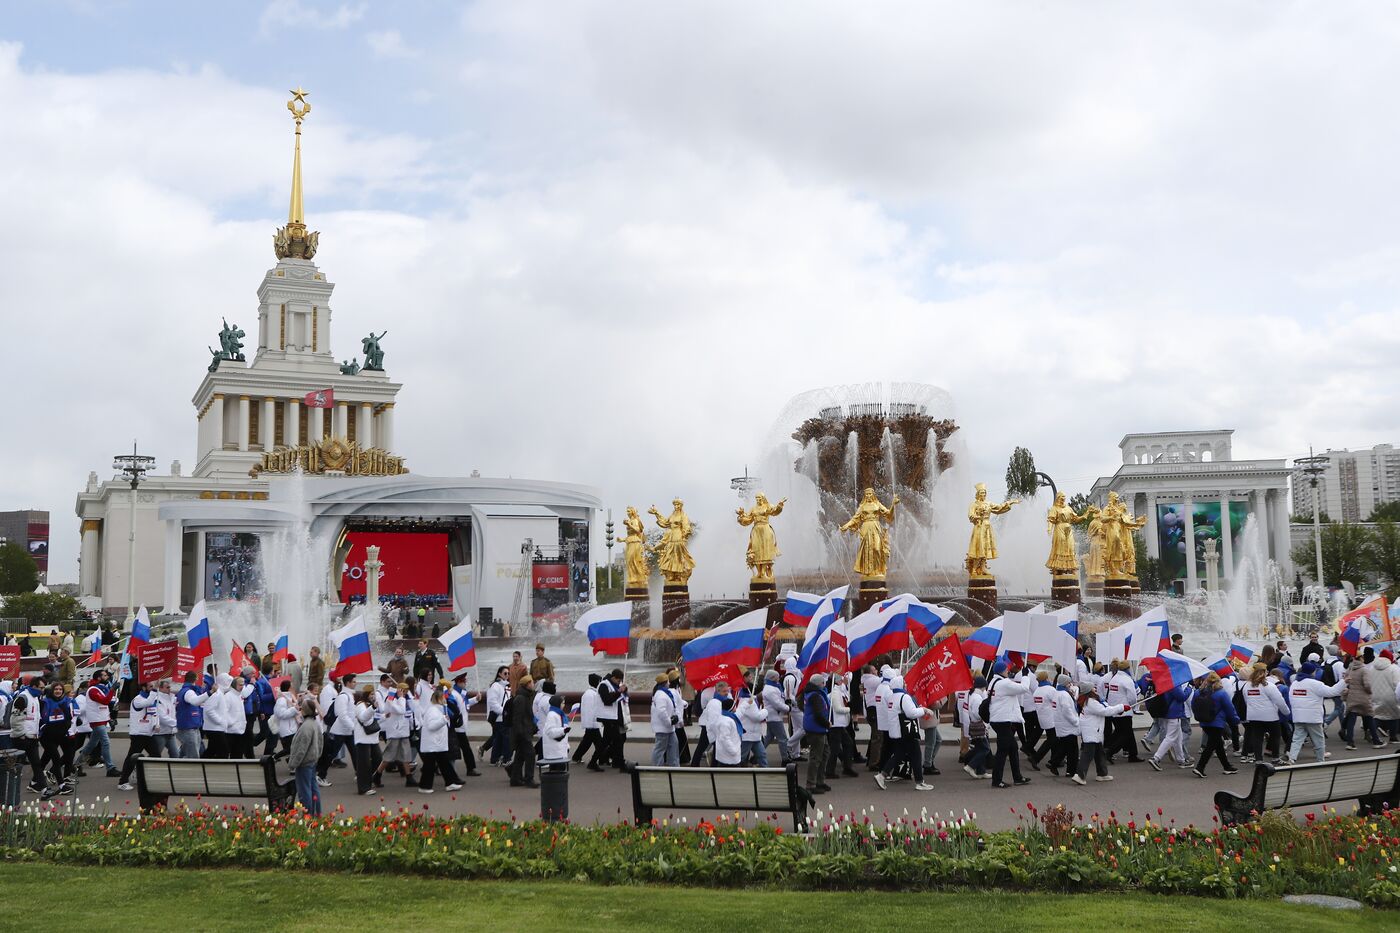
[249,436,408,478]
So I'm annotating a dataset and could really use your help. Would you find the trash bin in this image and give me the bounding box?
[0,748,25,808]
[538,759,569,822]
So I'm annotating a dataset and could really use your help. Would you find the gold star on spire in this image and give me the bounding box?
[274,86,319,260]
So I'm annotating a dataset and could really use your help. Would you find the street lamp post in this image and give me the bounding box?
[1295,448,1330,587]
[113,442,156,625]
[604,509,615,591]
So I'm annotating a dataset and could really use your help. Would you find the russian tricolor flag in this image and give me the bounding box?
[682,606,768,681]
[129,606,151,649]
[1338,618,1364,658]
[797,586,849,688]
[908,600,955,648]
[1141,649,1211,694]
[782,590,823,627]
[846,596,911,671]
[440,615,478,671]
[329,612,374,677]
[1336,595,1387,657]
[574,602,632,657]
[184,600,212,663]
[1203,654,1235,678]
[962,614,1004,661]
[271,631,290,664]
[1226,641,1258,665]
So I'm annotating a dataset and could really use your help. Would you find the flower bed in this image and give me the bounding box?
[2,801,1398,906]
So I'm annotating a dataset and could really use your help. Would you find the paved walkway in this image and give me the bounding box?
[33,726,1395,832]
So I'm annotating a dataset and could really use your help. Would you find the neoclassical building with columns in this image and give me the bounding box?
[75,92,599,623]
[1089,430,1293,592]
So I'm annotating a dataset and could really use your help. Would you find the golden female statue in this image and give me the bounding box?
[619,506,649,590]
[839,488,898,579]
[1100,491,1147,577]
[1045,492,1089,573]
[966,483,1018,577]
[649,499,696,586]
[1081,506,1106,579]
[737,492,786,583]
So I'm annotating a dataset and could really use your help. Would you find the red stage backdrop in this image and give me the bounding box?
[341,532,449,599]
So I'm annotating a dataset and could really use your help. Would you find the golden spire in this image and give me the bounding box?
[274,87,319,260]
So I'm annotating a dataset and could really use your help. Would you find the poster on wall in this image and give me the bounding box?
[1156,501,1252,580]
[340,531,449,600]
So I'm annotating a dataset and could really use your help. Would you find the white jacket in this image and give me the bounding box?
[1242,680,1290,722]
[533,690,552,727]
[1288,677,1344,724]
[273,693,300,738]
[351,701,379,745]
[696,687,718,728]
[895,691,926,724]
[1078,698,1128,743]
[128,691,158,737]
[222,687,248,735]
[1105,672,1138,718]
[1032,683,1058,729]
[450,688,477,734]
[831,680,852,728]
[328,689,356,737]
[650,687,678,734]
[418,702,451,754]
[153,691,178,735]
[486,679,510,718]
[956,690,972,736]
[579,687,601,729]
[1052,689,1079,735]
[737,694,768,741]
[380,694,412,740]
[761,682,788,717]
[712,712,743,765]
[541,706,570,760]
[988,675,1028,723]
[860,672,881,710]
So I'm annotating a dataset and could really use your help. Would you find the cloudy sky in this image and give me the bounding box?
[5,1,1399,586]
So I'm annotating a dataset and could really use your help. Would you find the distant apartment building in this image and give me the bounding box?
[1290,444,1400,522]
[0,509,50,583]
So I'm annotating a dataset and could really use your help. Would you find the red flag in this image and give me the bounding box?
[905,634,974,709]
[230,639,249,674]
[303,388,334,408]
[690,663,747,694]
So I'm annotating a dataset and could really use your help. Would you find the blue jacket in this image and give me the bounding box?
[1161,685,1188,720]
[1200,689,1240,729]
[176,683,205,730]
[801,685,830,734]
[255,676,276,716]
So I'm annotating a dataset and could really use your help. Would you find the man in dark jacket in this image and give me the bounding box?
[412,641,443,682]
[801,674,832,794]
[508,675,538,788]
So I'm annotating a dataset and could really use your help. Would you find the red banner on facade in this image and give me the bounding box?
[303,388,334,408]
[0,645,19,679]
[904,634,973,709]
[137,640,180,682]
[531,562,569,589]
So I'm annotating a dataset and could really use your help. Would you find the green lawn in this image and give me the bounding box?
[0,863,1388,932]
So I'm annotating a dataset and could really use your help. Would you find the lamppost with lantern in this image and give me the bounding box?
[113,442,156,625]
[1295,448,1330,587]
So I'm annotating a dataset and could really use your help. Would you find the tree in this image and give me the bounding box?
[594,561,626,605]
[1368,501,1400,523]
[1005,447,1039,500]
[0,541,39,595]
[1370,520,1400,587]
[1291,522,1372,586]
[1291,511,1331,524]
[0,591,83,630]
[1131,530,1166,592]
[1067,492,1093,515]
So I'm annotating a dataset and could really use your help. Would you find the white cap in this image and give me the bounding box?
[890,675,905,690]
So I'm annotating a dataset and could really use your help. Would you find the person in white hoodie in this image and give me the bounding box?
[540,693,571,763]
[692,682,728,767]
[415,687,463,793]
[202,674,233,758]
[827,672,859,777]
[272,682,300,760]
[1286,661,1346,764]
[1049,675,1080,778]
[225,677,250,758]
[449,672,482,778]
[710,695,744,767]
[1241,663,1290,764]
[875,675,933,791]
[1103,661,1143,763]
[1071,685,1131,785]
[151,680,179,759]
[572,674,605,770]
[1370,654,1400,743]
[116,682,161,790]
[350,685,382,795]
[987,661,1031,789]
[736,686,769,766]
[761,670,793,766]
[316,673,359,784]
[1027,671,1059,769]
[376,684,415,787]
[649,674,681,766]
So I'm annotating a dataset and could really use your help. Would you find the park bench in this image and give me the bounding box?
[1214,749,1400,825]
[623,763,808,832]
[135,755,294,813]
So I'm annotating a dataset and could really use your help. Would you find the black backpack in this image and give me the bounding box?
[1322,661,1338,687]
[977,677,997,722]
[1144,690,1169,719]
[1191,690,1216,723]
[446,697,463,731]
[1232,688,1247,719]
[323,695,338,729]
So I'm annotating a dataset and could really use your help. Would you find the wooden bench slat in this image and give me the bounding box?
[626,764,809,832]
[1215,750,1400,825]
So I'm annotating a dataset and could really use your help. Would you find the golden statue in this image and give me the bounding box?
[839,488,898,579]
[649,499,696,586]
[1081,506,1106,580]
[1045,492,1089,574]
[737,493,786,583]
[1100,491,1148,578]
[965,483,1018,577]
[618,506,649,590]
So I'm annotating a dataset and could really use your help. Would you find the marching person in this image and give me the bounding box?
[1286,661,1345,764]
[875,675,932,791]
[1241,662,1290,765]
[1071,682,1131,785]
[508,675,539,788]
[175,671,209,759]
[38,682,76,798]
[961,677,992,780]
[1027,671,1058,769]
[801,673,832,793]
[1191,673,1240,778]
[572,673,605,770]
[650,673,681,766]
[377,682,415,787]
[202,673,233,759]
[827,672,859,778]
[415,687,463,794]
[761,669,793,766]
[272,682,299,761]
[987,660,1031,788]
[287,697,323,814]
[449,673,482,777]
[873,666,897,773]
[152,679,179,759]
[15,675,46,793]
[80,670,119,776]
[711,694,744,767]
[737,684,769,766]
[116,681,160,791]
[351,684,383,795]
[1049,675,1079,778]
[1147,679,1193,771]
[483,665,512,767]
[316,672,358,785]
[541,692,571,762]
[782,660,805,761]
[860,664,884,770]
[1103,660,1143,764]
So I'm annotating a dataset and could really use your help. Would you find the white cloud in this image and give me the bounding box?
[258,1,366,36]
[366,29,418,60]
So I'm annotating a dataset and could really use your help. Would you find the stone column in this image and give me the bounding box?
[310,406,325,441]
[365,545,382,623]
[1219,494,1233,581]
[79,519,101,596]
[1144,493,1160,558]
[160,519,183,615]
[334,402,349,438]
[358,402,373,447]
[237,396,251,452]
[210,394,225,449]
[285,399,300,446]
[1270,490,1292,576]
[193,531,207,602]
[378,404,394,451]
[1184,496,1198,591]
[261,397,276,449]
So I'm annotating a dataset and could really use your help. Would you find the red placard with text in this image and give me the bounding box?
[137,641,180,682]
[0,645,19,679]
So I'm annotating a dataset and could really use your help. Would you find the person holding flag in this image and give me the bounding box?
[799,673,832,794]
[1285,661,1345,764]
[1070,682,1132,786]
[1191,672,1241,778]
[874,674,932,792]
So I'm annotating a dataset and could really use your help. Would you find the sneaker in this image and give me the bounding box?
[1182,757,1196,767]
[362,789,378,796]
[27,782,45,794]
[1014,777,1032,786]
[991,782,1010,789]
[1191,769,1205,779]
[1095,775,1114,782]
[963,764,978,779]
[1149,758,1162,772]
[1141,738,1152,751]
[418,788,434,795]
[444,783,463,791]
[316,777,332,788]
[59,782,76,796]
[105,769,120,778]
[1280,758,1296,766]
[117,783,134,791]
[874,773,887,790]
[1071,774,1086,785]
[40,787,57,801]
[914,783,934,791]
[977,772,992,779]
[1222,767,1239,775]
[1345,744,1357,751]
[1048,765,1060,776]
[1323,752,1332,760]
